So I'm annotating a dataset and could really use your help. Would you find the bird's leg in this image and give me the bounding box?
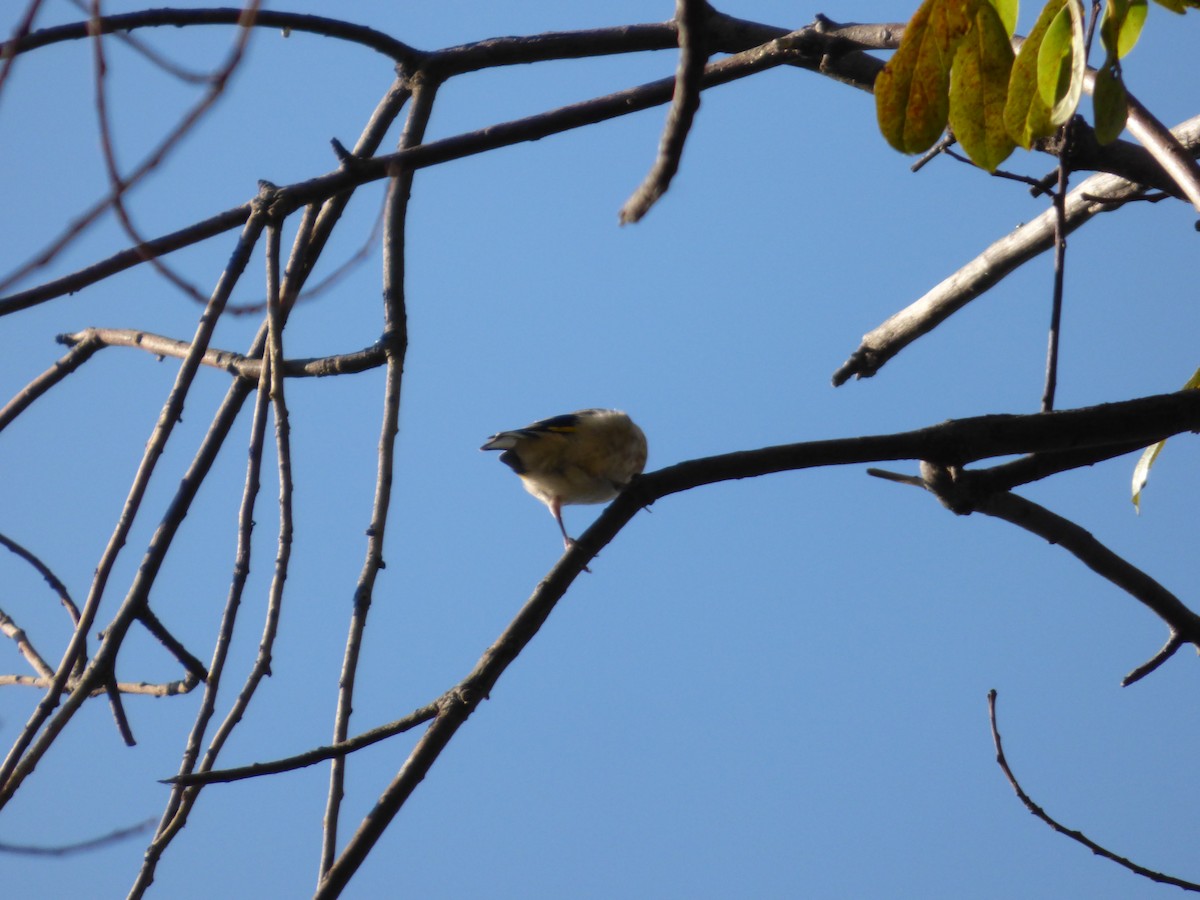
[550,497,573,549]
[550,499,591,570]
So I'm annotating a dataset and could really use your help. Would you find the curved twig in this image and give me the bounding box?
[0,333,105,434]
[988,690,1200,892]
[0,817,157,857]
[0,7,422,66]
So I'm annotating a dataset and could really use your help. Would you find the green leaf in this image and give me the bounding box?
[1004,0,1066,148]
[949,2,1017,170]
[1131,367,1200,511]
[876,0,976,154]
[1151,0,1200,13]
[1092,64,1128,143]
[1036,0,1086,126]
[1100,0,1148,57]
[988,0,1020,35]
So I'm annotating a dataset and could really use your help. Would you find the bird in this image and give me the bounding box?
[481,408,648,549]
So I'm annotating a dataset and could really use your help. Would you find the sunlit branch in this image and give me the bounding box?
[0,674,198,696]
[56,328,388,380]
[832,114,1200,385]
[0,607,54,679]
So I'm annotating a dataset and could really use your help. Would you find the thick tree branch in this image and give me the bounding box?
[313,389,1200,895]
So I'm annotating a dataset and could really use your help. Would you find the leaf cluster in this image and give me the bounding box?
[876,0,1188,169]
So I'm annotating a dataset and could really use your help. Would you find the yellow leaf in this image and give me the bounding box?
[949,2,1016,170]
[877,0,976,154]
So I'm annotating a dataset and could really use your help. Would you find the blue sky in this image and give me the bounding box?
[2,2,1199,898]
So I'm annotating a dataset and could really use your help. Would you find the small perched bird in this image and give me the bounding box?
[481,408,648,548]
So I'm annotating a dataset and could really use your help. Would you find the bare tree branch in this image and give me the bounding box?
[0,0,45,106]
[320,74,435,880]
[0,531,81,626]
[0,190,273,809]
[832,114,1200,385]
[0,7,422,66]
[0,817,156,857]
[976,491,1200,665]
[871,460,1200,679]
[1122,632,1185,687]
[56,328,388,380]
[0,17,885,315]
[86,0,260,307]
[619,0,710,224]
[0,674,198,696]
[988,690,1200,892]
[163,702,440,786]
[0,334,104,433]
[0,606,54,679]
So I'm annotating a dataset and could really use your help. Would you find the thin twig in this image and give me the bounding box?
[0,817,156,857]
[0,531,81,626]
[163,702,440,786]
[0,0,46,107]
[0,333,104,434]
[135,606,209,684]
[0,7,422,65]
[0,193,272,810]
[65,0,220,84]
[103,679,136,746]
[132,328,274,899]
[319,75,434,880]
[0,674,197,695]
[226,191,387,315]
[977,492,1200,641]
[0,606,54,679]
[988,690,1200,891]
[87,0,258,307]
[619,0,710,224]
[56,327,388,380]
[1122,632,1184,687]
[1,19,879,316]
[1042,152,1070,412]
[129,212,290,899]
